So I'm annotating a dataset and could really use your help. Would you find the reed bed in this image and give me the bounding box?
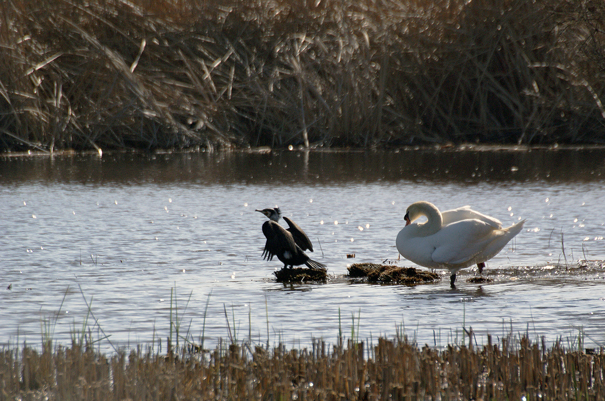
[0,335,603,400]
[1,0,605,152]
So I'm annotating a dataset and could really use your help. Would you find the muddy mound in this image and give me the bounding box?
[274,267,328,283]
[347,263,440,285]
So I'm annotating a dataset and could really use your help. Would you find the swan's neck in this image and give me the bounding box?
[416,204,443,237]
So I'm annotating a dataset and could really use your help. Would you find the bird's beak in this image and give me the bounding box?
[404,213,411,226]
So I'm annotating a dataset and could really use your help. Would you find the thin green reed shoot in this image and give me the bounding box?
[338,307,342,345]
[265,294,270,348]
[170,287,174,349]
[169,284,194,350]
[40,286,69,350]
[200,290,212,351]
[351,309,361,346]
[223,303,237,344]
[77,284,116,353]
[70,295,92,348]
[248,303,252,345]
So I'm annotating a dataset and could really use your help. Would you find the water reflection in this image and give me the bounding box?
[1,147,604,185]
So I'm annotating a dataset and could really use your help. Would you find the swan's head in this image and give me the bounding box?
[404,201,440,226]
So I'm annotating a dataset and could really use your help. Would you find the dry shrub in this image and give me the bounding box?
[1,0,604,152]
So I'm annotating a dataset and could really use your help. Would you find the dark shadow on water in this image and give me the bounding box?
[262,280,315,293]
[1,147,604,186]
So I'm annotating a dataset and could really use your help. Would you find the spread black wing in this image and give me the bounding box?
[261,220,325,269]
[283,216,314,252]
[261,220,298,261]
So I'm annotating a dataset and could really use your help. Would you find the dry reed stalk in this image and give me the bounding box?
[1,0,605,152]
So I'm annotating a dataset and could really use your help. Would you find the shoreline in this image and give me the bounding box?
[3,143,605,159]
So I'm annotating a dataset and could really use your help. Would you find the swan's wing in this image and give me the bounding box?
[430,220,500,265]
[442,206,502,229]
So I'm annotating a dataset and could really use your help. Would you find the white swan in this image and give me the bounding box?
[396,201,524,286]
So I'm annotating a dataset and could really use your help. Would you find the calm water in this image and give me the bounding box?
[1,148,604,353]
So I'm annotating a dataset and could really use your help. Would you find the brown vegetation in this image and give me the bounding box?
[2,336,603,400]
[348,263,440,284]
[274,266,328,282]
[1,0,605,152]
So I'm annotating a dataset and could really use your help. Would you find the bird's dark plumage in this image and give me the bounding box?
[283,216,314,252]
[257,208,325,270]
[256,207,314,252]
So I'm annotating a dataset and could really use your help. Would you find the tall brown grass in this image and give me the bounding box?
[1,0,605,152]
[1,336,603,400]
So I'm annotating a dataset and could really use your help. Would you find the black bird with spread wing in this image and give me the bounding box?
[256,207,325,270]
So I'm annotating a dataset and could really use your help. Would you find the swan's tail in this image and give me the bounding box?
[305,259,326,270]
[506,219,526,237]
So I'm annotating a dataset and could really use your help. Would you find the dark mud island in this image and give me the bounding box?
[348,263,440,285]
[2,0,605,399]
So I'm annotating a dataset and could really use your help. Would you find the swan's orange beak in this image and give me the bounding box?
[404,216,411,226]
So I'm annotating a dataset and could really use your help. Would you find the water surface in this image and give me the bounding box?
[1,148,604,352]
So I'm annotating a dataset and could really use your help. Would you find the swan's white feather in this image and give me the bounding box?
[441,205,502,228]
[396,202,524,274]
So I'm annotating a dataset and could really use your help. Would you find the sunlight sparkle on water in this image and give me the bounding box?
[2,151,605,353]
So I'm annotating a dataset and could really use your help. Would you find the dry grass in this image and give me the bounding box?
[1,0,605,152]
[1,335,604,400]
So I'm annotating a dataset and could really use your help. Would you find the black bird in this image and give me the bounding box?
[256,207,314,251]
[256,207,325,270]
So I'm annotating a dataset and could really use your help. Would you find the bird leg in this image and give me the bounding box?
[450,273,456,287]
[477,262,485,275]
